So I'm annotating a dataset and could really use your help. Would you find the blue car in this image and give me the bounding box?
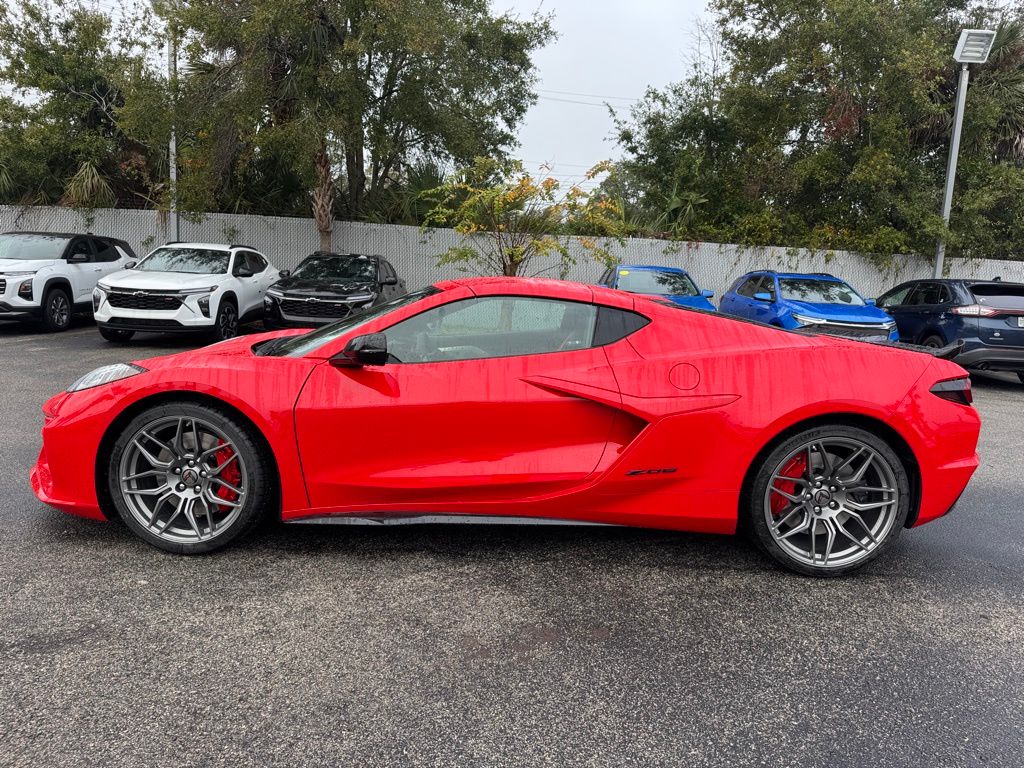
[719,271,898,342]
[597,264,716,310]
[877,278,1024,381]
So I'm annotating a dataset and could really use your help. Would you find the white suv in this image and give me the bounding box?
[94,242,279,342]
[0,231,137,331]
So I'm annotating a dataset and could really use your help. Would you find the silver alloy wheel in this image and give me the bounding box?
[118,415,247,544]
[763,437,900,569]
[49,293,70,327]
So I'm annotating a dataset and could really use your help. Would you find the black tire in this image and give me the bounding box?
[920,334,944,348]
[107,401,274,554]
[99,326,135,343]
[41,287,72,332]
[211,298,239,342]
[746,425,911,577]
[1016,372,1024,385]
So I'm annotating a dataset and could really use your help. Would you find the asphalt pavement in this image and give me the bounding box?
[1,318,1022,767]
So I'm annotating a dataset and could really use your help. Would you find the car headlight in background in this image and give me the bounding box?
[17,279,32,300]
[792,313,825,327]
[92,286,106,311]
[197,295,211,317]
[67,363,147,392]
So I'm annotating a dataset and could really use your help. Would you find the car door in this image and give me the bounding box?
[89,238,129,283]
[63,237,97,303]
[876,282,917,339]
[231,250,269,317]
[293,294,623,511]
[379,260,403,301]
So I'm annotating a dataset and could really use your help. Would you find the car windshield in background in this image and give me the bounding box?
[617,269,698,296]
[779,278,865,306]
[136,247,230,274]
[970,283,1024,310]
[293,255,377,282]
[268,287,440,357]
[0,233,71,260]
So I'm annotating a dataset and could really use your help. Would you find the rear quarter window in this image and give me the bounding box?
[970,283,1024,310]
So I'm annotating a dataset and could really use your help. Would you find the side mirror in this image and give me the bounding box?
[753,292,772,302]
[382,276,398,286]
[124,261,136,269]
[236,267,254,278]
[331,333,388,367]
[865,298,876,306]
[67,252,89,263]
[700,289,714,298]
[279,269,291,278]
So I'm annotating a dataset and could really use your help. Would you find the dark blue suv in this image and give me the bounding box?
[719,271,898,342]
[877,279,1024,381]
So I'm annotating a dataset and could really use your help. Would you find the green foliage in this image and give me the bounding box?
[612,0,1024,261]
[0,0,163,208]
[422,157,627,277]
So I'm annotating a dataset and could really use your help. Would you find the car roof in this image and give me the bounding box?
[745,270,844,281]
[2,231,83,239]
[615,264,690,274]
[160,242,235,251]
[305,251,380,261]
[437,276,595,301]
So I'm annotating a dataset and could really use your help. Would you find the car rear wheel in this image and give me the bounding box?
[42,287,72,332]
[1016,373,1024,385]
[99,327,135,343]
[747,426,910,576]
[920,334,944,348]
[107,401,273,554]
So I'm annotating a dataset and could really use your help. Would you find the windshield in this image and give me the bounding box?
[0,233,71,261]
[137,247,230,274]
[779,278,865,306]
[293,255,377,282]
[269,287,440,357]
[617,268,698,296]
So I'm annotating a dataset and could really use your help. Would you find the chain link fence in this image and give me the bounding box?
[3,204,1022,298]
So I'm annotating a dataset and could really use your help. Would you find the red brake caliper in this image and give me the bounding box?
[212,440,241,512]
[770,454,807,516]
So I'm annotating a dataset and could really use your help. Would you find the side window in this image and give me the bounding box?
[877,285,913,308]
[599,267,613,287]
[593,306,649,345]
[233,250,265,275]
[759,276,778,300]
[66,238,93,261]
[384,296,598,363]
[91,238,121,262]
[935,284,953,304]
[736,277,758,298]
[382,261,397,281]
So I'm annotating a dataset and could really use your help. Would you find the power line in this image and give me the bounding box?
[538,88,640,103]
[536,95,621,108]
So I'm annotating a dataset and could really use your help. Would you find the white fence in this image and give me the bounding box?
[3,204,1023,298]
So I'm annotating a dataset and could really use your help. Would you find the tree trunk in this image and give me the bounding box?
[346,140,366,219]
[312,142,334,252]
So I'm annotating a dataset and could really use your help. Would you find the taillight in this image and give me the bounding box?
[930,377,973,406]
[951,304,998,317]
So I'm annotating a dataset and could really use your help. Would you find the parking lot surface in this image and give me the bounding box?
[2,320,1023,767]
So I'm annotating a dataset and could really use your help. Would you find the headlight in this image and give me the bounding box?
[17,279,32,300]
[67,363,147,392]
[0,270,37,277]
[792,313,825,326]
[881,320,896,329]
[179,286,218,295]
[347,293,376,303]
[197,294,211,317]
[266,289,284,299]
[92,286,105,311]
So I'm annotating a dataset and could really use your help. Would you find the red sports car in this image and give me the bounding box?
[31,277,980,575]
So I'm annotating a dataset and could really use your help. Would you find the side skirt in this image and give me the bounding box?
[286,513,618,528]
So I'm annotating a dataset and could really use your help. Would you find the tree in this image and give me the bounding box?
[613,0,1024,261]
[165,0,553,246]
[0,0,165,208]
[422,157,627,277]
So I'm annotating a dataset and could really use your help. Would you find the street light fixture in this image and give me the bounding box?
[933,29,997,278]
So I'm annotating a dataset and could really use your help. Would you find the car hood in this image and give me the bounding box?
[99,270,226,290]
[785,300,892,324]
[0,258,60,273]
[271,277,377,299]
[135,328,307,370]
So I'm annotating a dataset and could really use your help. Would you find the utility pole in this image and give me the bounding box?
[167,26,180,242]
[933,64,969,279]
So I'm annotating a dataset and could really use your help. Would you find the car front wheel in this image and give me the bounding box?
[42,287,72,332]
[747,425,910,576]
[107,401,273,554]
[99,327,135,343]
[212,299,239,341]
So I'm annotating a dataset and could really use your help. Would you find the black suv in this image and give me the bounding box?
[877,278,1024,381]
[263,252,406,328]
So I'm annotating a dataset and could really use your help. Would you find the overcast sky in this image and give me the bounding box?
[499,0,710,188]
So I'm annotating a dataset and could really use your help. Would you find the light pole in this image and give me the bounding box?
[933,29,997,278]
